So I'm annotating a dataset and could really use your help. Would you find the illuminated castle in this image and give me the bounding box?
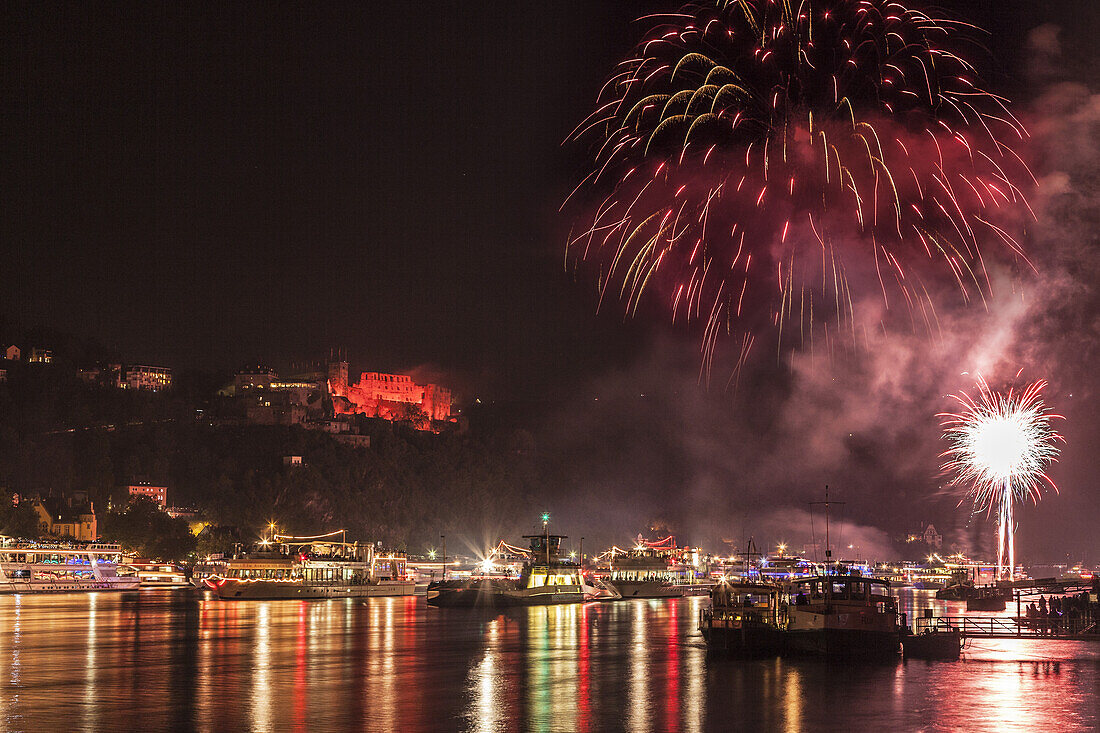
[327,360,452,425]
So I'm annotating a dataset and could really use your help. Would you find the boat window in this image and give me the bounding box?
[831,582,849,600]
[850,582,867,600]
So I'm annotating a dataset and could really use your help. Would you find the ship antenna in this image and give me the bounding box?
[809,486,845,572]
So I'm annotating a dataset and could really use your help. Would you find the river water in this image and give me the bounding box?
[1,589,1098,732]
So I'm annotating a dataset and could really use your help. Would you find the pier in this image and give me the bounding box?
[915,615,1098,641]
[914,577,1099,641]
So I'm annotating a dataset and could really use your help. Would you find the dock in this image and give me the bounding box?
[916,615,1098,641]
[913,576,1099,641]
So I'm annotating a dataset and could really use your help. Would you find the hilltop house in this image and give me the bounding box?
[30,499,98,542]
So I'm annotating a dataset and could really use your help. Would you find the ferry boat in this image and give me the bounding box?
[427,531,609,607]
[0,542,141,593]
[699,578,786,657]
[607,536,710,599]
[205,533,415,600]
[785,572,902,658]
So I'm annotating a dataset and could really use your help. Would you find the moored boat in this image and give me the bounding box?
[607,536,710,599]
[965,584,1010,611]
[785,572,902,658]
[427,530,605,607]
[700,578,786,657]
[901,614,963,660]
[0,542,141,593]
[119,561,191,587]
[901,628,962,659]
[936,582,976,601]
[205,533,414,600]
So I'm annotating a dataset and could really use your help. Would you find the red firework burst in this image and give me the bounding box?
[566,0,1034,374]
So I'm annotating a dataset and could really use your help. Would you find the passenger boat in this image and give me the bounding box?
[607,536,710,599]
[427,531,607,607]
[205,534,415,600]
[0,542,141,593]
[118,561,191,587]
[699,578,786,657]
[785,572,902,658]
[758,553,821,583]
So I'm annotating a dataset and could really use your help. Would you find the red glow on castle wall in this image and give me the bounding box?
[327,361,452,428]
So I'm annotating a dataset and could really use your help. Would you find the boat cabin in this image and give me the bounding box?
[216,539,406,585]
[789,573,896,613]
[0,542,133,590]
[709,580,784,627]
[520,534,583,590]
[525,565,584,589]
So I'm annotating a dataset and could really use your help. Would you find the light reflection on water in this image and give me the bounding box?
[0,590,1096,732]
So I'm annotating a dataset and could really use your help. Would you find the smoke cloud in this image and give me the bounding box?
[538,23,1100,563]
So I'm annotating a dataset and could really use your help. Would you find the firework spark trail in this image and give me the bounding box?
[939,376,1063,581]
[566,0,1034,379]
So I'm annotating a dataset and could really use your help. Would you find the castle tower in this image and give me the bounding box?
[326,349,348,395]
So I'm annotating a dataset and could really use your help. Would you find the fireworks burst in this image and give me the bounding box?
[939,376,1063,580]
[566,0,1034,377]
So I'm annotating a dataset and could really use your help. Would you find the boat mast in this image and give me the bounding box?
[541,513,550,565]
[809,486,844,570]
[739,537,759,578]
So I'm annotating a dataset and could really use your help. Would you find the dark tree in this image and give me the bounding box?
[100,497,197,560]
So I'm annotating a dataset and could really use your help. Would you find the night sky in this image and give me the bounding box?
[3,2,1098,558]
[1,2,672,395]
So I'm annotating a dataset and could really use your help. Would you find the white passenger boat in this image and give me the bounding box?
[0,542,141,593]
[118,561,191,587]
[205,534,415,600]
[606,537,711,599]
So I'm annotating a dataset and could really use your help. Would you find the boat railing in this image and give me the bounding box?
[702,605,784,629]
[0,542,123,556]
